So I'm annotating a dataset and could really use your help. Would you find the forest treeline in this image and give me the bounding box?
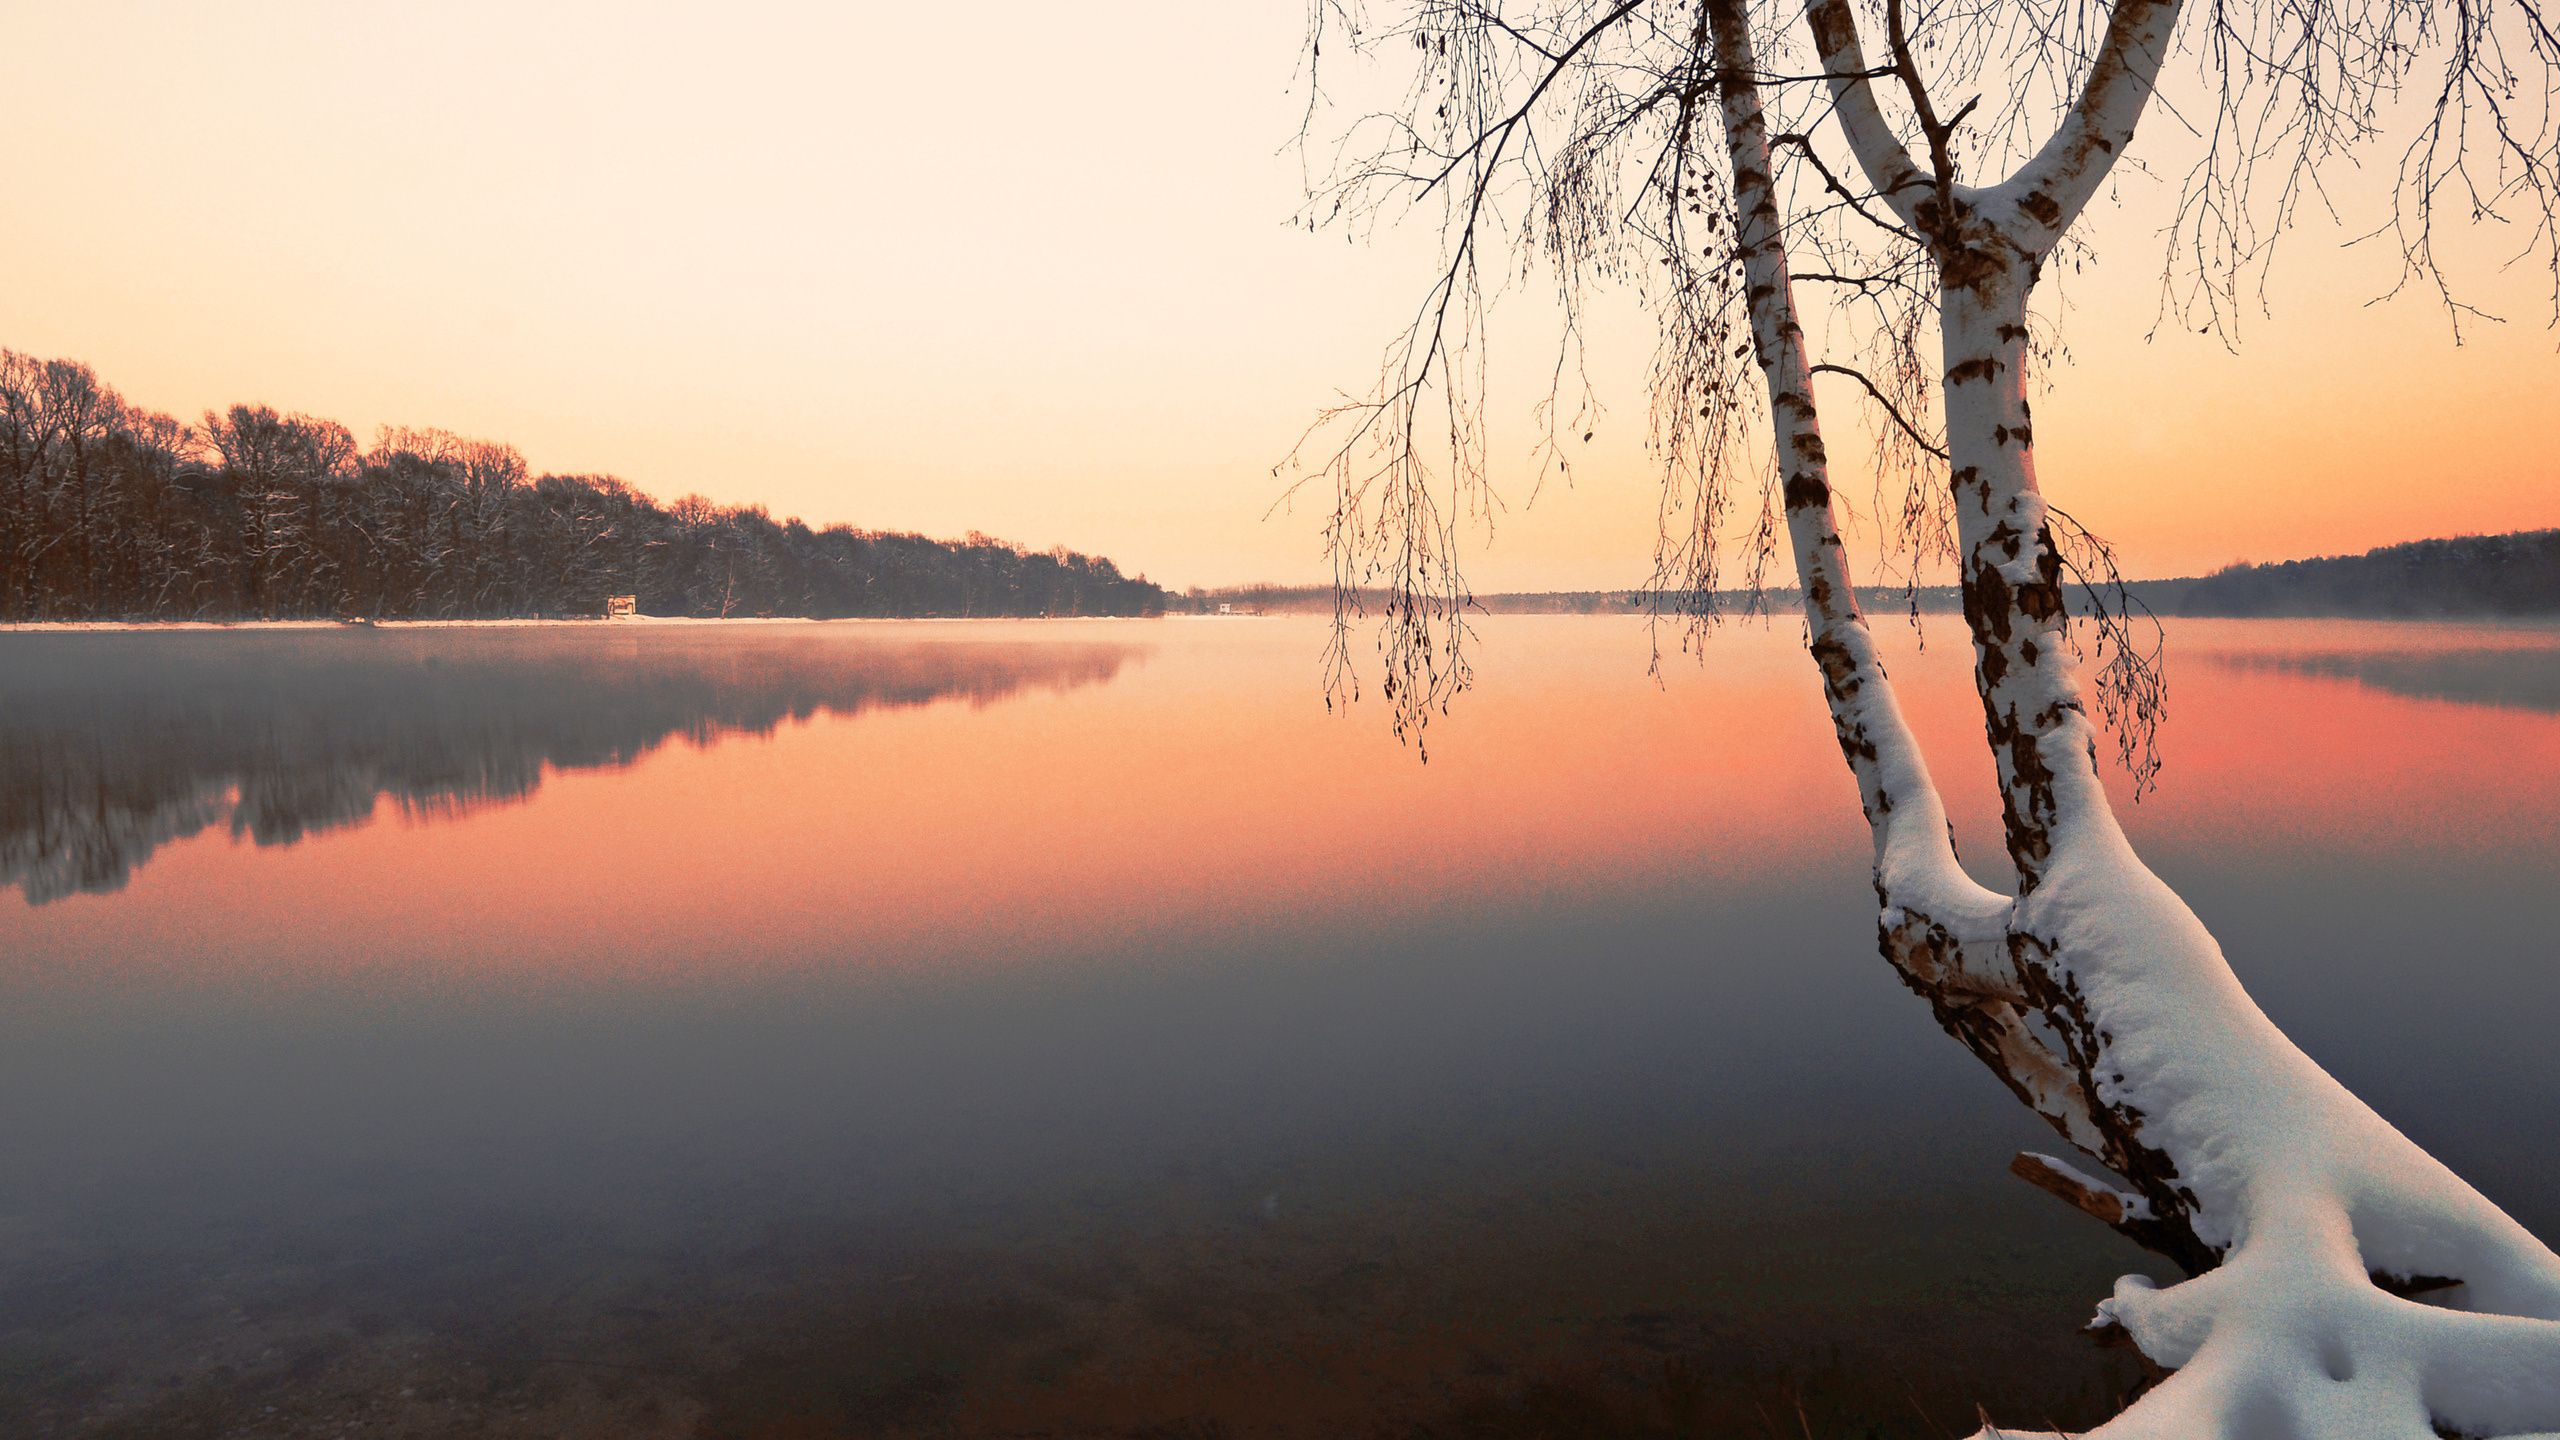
[1173,585,1651,614]
[2176,530,2560,618]
[1192,529,2560,621]
[1172,583,2182,616]
[0,349,1168,622]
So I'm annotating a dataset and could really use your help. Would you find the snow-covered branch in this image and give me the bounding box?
[1295,2,2560,1428]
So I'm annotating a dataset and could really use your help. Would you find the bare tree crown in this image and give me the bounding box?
[1287,0,2554,760]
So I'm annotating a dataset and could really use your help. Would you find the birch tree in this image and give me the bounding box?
[1293,0,2560,1431]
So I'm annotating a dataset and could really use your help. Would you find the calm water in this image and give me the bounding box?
[3,616,2556,1439]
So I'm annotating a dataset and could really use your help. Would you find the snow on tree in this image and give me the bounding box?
[1287,0,2560,1430]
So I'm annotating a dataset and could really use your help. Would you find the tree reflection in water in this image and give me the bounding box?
[0,625,1144,904]
[2199,640,2560,714]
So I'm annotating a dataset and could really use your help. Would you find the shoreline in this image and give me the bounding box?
[7,611,2557,635]
[0,614,1186,633]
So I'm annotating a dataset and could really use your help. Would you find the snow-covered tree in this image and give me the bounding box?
[1291,0,2560,1430]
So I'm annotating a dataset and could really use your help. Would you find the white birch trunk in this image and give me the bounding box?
[1708,0,2004,955]
[1777,0,2560,1431]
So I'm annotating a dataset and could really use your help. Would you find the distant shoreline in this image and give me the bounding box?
[15,530,2557,632]
[1174,528,2560,622]
[17,611,2560,637]
[0,614,1180,633]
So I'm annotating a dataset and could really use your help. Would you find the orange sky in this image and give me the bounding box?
[0,2,2550,590]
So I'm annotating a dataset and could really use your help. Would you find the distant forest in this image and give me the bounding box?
[2175,530,2560,618]
[1183,529,2560,621]
[0,349,1168,622]
[1168,584,1651,615]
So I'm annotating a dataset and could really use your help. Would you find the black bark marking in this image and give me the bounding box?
[1836,728,1879,765]
[2008,931,2219,1275]
[1949,464,1990,515]
[1875,915,2216,1277]
[1945,357,2005,385]
[1806,0,1862,69]
[1809,632,1865,701]
[1783,473,1830,510]
[2019,191,2062,228]
[1966,530,2074,882]
[1968,562,2015,642]
[2016,525,2066,621]
[1812,634,1883,787]
[1882,911,2027,1091]
[1940,243,2008,296]
[2017,577,2064,623]
[1791,433,1827,462]
[1996,722,2057,872]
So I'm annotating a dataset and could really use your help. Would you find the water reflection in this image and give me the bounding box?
[0,625,1141,904]
[2,617,2554,1439]
[2200,642,2560,713]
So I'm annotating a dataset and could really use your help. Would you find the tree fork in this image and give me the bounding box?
[1302,0,2560,1422]
[1797,0,2228,1282]
[1710,0,2221,1278]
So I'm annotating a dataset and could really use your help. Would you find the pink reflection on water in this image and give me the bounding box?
[6,617,2554,1004]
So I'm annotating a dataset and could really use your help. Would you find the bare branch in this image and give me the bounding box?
[1809,361,1948,458]
[1803,0,1935,223]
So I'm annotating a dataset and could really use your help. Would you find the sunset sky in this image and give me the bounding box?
[2,0,2551,591]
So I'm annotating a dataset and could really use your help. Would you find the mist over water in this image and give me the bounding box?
[3,617,2555,1438]
[1,626,1142,904]
[2198,638,2560,712]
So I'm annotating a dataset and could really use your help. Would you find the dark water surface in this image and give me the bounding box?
[3,617,2556,1439]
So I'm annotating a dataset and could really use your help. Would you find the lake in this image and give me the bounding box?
[4,615,2556,1439]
